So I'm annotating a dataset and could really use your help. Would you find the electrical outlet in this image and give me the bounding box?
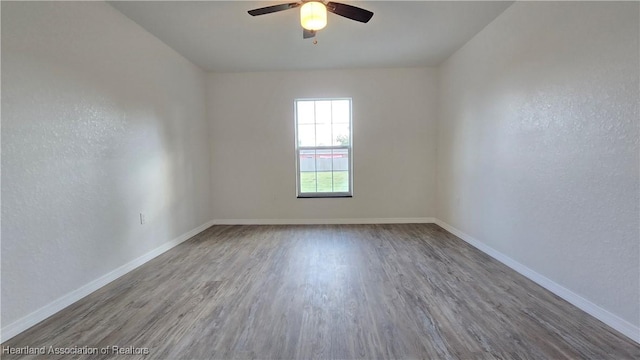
[140,213,145,225]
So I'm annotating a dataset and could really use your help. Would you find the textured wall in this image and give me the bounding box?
[437,2,639,326]
[1,2,211,326]
[208,68,437,221]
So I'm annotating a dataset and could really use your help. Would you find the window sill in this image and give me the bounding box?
[297,194,353,199]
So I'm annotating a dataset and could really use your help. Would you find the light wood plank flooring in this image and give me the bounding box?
[3,224,639,359]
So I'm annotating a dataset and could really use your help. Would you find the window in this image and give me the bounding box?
[295,98,352,197]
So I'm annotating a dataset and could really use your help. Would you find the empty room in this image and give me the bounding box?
[2,1,639,358]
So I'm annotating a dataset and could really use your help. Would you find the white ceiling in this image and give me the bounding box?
[109,1,513,72]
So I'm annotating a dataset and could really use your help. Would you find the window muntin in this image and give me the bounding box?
[295,98,352,197]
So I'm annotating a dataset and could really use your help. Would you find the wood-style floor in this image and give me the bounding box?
[3,224,639,359]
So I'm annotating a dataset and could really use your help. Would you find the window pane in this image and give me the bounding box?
[315,101,332,124]
[333,124,350,146]
[297,101,315,124]
[299,149,317,193]
[332,100,350,124]
[332,149,349,172]
[333,149,349,192]
[298,124,315,147]
[315,121,332,146]
[300,172,317,193]
[315,171,333,192]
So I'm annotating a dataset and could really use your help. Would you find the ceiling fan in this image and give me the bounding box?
[248,1,374,40]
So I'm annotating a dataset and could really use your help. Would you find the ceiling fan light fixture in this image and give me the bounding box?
[300,2,327,31]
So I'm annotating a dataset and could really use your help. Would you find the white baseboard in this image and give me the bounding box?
[433,218,640,344]
[0,219,217,343]
[212,217,436,225]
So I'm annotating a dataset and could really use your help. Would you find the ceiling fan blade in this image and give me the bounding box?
[326,2,373,23]
[303,29,316,39]
[248,2,300,16]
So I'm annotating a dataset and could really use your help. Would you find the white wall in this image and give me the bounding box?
[207,68,437,222]
[437,0,639,332]
[1,1,211,332]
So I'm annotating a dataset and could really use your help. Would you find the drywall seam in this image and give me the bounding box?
[0,219,217,343]
[433,218,640,344]
[211,218,436,225]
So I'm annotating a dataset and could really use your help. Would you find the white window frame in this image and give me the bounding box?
[295,98,353,198]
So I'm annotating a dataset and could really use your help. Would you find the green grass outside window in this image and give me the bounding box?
[300,171,349,193]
